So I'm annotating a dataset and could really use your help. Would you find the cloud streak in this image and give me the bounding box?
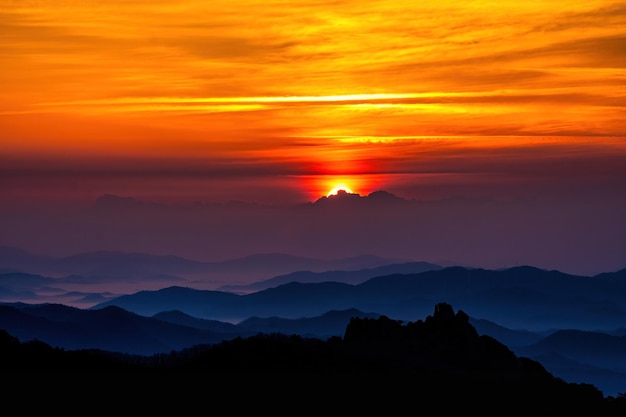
[0,0,624,205]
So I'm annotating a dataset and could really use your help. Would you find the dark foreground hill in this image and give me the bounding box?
[2,303,625,413]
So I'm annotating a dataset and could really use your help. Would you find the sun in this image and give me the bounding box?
[326,184,354,197]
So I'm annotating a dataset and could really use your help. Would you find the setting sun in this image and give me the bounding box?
[327,184,354,197]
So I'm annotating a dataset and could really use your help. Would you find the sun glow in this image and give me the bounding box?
[327,184,354,197]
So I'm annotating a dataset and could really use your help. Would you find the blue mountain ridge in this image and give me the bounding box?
[2,261,626,396]
[90,265,626,331]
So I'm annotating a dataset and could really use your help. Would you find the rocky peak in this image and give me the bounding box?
[343,302,539,378]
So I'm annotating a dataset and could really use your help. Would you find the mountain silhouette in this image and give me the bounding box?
[2,302,625,413]
[518,330,626,371]
[0,246,411,295]
[4,295,626,397]
[0,302,246,355]
[217,260,443,293]
[237,308,382,339]
[3,186,625,277]
[90,265,626,331]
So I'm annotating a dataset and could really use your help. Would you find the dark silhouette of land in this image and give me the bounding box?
[2,302,625,412]
[4,264,626,396]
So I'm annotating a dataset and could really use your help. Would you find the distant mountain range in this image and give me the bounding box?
[0,300,392,357]
[2,242,626,396]
[0,245,416,295]
[0,245,412,278]
[89,265,626,331]
[4,189,624,276]
[217,260,443,292]
[2,261,626,396]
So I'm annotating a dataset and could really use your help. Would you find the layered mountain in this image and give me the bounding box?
[217,261,443,293]
[2,302,625,413]
[0,245,413,295]
[4,188,623,278]
[91,265,626,331]
[0,301,385,355]
[0,302,254,355]
[3,296,626,397]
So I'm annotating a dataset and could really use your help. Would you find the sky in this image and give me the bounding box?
[0,1,625,274]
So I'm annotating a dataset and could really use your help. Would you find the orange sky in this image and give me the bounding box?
[1,0,625,204]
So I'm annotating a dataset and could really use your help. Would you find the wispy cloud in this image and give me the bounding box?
[0,0,624,203]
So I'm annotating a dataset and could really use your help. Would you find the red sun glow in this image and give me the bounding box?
[326,185,354,197]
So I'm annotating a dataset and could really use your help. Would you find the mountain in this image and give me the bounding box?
[468,319,626,397]
[91,265,626,331]
[524,351,626,400]
[151,309,246,334]
[0,272,59,292]
[83,264,626,396]
[236,308,382,339]
[0,300,384,353]
[593,268,626,281]
[515,330,626,397]
[311,189,410,207]
[3,294,626,398]
[0,271,123,307]
[469,317,547,348]
[0,246,51,273]
[0,245,411,293]
[518,330,626,371]
[217,260,443,293]
[3,303,625,413]
[0,302,247,355]
[4,189,624,277]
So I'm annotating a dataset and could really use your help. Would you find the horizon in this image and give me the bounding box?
[0,185,626,276]
[2,181,626,277]
[3,242,624,276]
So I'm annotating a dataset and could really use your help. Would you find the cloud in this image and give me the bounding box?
[1,0,624,208]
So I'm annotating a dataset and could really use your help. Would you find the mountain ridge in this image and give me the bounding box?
[2,295,626,397]
[2,302,625,412]
[217,260,443,293]
[89,265,626,331]
[0,245,417,292]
